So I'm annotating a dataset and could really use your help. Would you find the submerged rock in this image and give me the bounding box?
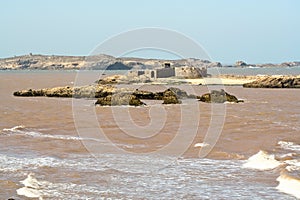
[95,93,145,106]
[243,76,300,88]
[198,89,243,103]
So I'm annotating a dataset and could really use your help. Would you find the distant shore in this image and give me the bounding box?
[0,54,299,70]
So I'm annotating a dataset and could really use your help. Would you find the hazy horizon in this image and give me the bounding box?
[1,0,299,64]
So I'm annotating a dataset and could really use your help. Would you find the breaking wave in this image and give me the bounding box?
[244,145,300,199]
[1,125,104,142]
[243,150,282,170]
[16,173,104,199]
[278,141,300,152]
[276,171,300,199]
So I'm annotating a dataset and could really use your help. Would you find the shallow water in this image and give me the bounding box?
[0,71,300,199]
[208,66,300,76]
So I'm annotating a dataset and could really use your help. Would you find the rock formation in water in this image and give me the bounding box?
[95,93,145,106]
[13,85,199,105]
[198,89,243,103]
[13,85,116,98]
[224,60,300,68]
[243,76,300,88]
[162,89,181,104]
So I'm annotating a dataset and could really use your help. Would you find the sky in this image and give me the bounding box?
[0,0,299,64]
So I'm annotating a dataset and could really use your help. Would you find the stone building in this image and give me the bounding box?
[127,63,207,79]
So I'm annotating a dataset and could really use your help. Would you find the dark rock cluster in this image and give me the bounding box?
[14,84,242,105]
[95,93,145,106]
[243,76,300,88]
[198,89,243,103]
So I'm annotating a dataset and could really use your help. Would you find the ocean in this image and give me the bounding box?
[0,70,300,199]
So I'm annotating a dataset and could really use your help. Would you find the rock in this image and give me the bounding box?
[133,90,157,99]
[13,89,44,96]
[235,61,248,67]
[13,85,118,98]
[167,87,189,99]
[243,76,300,88]
[96,74,152,85]
[174,66,203,78]
[96,75,127,84]
[162,89,181,104]
[95,93,145,106]
[198,89,243,103]
[13,85,193,106]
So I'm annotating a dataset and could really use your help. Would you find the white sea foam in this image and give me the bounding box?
[284,159,300,172]
[243,150,282,170]
[20,173,41,189]
[276,172,300,199]
[2,125,25,132]
[17,187,43,199]
[16,173,103,199]
[278,141,300,152]
[194,143,210,148]
[17,174,44,199]
[2,125,104,142]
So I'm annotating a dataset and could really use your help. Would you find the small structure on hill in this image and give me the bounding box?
[128,62,207,79]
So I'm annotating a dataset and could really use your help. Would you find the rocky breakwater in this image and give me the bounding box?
[243,76,300,88]
[13,84,193,106]
[13,85,117,98]
[198,89,243,103]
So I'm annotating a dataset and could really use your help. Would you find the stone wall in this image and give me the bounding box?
[156,68,175,78]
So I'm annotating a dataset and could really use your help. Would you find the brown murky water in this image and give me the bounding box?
[0,71,299,199]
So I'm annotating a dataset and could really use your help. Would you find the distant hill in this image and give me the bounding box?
[0,54,221,70]
[1,54,298,70]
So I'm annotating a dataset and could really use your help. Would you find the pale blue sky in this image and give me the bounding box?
[1,0,299,64]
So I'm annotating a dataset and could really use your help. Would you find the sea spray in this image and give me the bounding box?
[17,174,43,199]
[243,150,282,170]
[278,141,300,152]
[276,171,300,199]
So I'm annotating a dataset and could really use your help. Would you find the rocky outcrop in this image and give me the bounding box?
[198,89,243,103]
[96,75,152,85]
[133,90,163,100]
[162,89,181,104]
[225,61,300,68]
[95,93,145,106]
[13,85,197,105]
[175,66,204,78]
[235,61,248,67]
[167,87,189,98]
[96,75,127,84]
[13,85,117,98]
[243,76,300,88]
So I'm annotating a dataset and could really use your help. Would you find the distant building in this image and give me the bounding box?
[127,62,207,79]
